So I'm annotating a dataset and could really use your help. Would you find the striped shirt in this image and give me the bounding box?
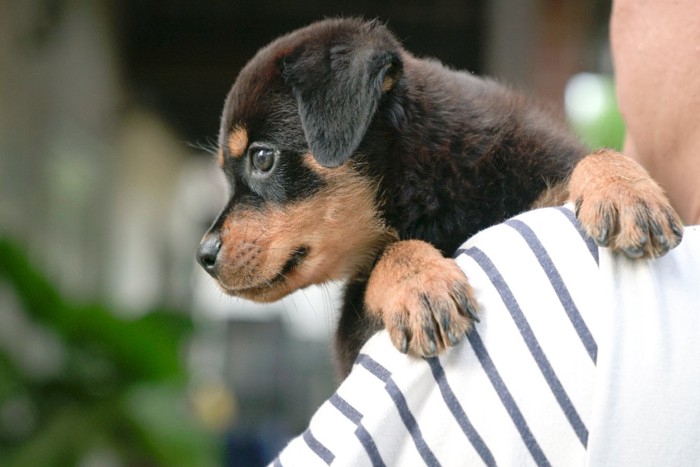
[271,206,700,466]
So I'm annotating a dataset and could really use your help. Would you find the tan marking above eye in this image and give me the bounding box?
[227,126,249,159]
[382,75,396,92]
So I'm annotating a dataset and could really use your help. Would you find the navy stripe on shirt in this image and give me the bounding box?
[355,424,386,467]
[505,218,598,362]
[555,206,599,264]
[427,357,497,467]
[330,394,386,467]
[330,393,362,424]
[303,429,335,465]
[467,329,551,467]
[465,246,589,447]
[357,353,391,382]
[358,354,441,466]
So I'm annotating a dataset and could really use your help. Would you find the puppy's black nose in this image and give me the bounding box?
[197,234,221,274]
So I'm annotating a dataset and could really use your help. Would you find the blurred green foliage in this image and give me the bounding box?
[0,238,218,466]
[565,73,626,151]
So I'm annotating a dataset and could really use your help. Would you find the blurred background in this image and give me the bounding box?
[0,0,623,465]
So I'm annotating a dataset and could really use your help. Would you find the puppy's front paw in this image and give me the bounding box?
[365,240,478,357]
[569,149,683,258]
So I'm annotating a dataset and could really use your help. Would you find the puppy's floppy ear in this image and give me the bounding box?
[281,40,402,167]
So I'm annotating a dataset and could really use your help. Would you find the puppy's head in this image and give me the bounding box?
[197,18,402,302]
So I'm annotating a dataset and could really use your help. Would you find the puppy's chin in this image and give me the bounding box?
[222,281,294,303]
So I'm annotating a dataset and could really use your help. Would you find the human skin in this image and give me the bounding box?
[610,0,700,224]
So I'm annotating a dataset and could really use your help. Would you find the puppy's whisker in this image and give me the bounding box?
[188,138,219,157]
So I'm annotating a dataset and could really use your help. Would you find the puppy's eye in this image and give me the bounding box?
[251,147,276,173]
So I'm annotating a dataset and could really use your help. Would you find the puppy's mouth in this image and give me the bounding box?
[280,245,310,276]
[223,245,310,300]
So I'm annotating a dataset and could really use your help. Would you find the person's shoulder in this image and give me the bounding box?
[455,204,600,273]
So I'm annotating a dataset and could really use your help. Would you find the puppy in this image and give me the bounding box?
[197,18,682,377]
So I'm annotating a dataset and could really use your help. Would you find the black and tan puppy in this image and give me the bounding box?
[197,18,682,377]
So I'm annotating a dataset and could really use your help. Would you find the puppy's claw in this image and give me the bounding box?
[672,224,684,240]
[425,330,437,356]
[668,209,684,241]
[400,333,409,354]
[439,311,452,336]
[454,285,480,323]
[574,197,583,217]
[447,331,459,346]
[465,301,480,323]
[655,233,670,250]
[595,225,609,246]
[623,245,645,259]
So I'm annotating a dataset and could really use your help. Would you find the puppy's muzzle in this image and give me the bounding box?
[197,232,222,276]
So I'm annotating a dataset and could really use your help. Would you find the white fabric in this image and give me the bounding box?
[588,227,700,466]
[270,206,700,466]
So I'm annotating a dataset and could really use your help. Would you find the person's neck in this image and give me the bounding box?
[625,135,700,225]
